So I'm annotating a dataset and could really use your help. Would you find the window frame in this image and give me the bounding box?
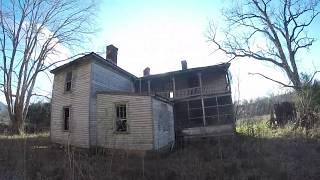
[62,106,71,131]
[64,71,73,92]
[114,102,129,133]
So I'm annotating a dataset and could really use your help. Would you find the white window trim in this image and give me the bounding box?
[113,102,129,134]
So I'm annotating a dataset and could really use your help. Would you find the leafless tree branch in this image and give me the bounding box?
[0,0,95,133]
[249,72,295,88]
[31,93,51,100]
[208,0,319,91]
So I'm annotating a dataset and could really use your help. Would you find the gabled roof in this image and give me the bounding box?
[50,52,137,80]
[138,63,230,80]
[50,52,230,81]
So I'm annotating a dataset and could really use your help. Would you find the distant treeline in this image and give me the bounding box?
[236,80,320,119]
[236,93,294,119]
[0,101,51,132]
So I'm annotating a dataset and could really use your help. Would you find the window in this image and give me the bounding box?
[169,91,174,99]
[65,71,72,92]
[115,103,127,132]
[63,107,70,131]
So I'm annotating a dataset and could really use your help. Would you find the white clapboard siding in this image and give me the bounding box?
[89,62,134,146]
[96,94,154,150]
[51,62,91,148]
[152,98,175,150]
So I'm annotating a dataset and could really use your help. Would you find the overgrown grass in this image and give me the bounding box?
[0,118,320,179]
[0,132,49,139]
[237,115,320,139]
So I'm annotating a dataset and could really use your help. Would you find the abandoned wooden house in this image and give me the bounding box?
[50,44,234,150]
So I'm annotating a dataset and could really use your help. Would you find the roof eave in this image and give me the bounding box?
[138,62,230,80]
[49,52,137,80]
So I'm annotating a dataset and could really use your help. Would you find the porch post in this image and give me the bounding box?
[198,72,206,126]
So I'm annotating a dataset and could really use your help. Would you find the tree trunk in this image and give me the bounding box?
[10,107,24,134]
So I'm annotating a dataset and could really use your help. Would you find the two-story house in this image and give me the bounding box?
[50,45,234,150]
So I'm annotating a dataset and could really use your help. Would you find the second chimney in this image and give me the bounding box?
[106,44,118,65]
[143,67,150,76]
[181,60,187,70]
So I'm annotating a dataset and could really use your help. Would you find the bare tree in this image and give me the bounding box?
[208,0,319,90]
[0,0,94,133]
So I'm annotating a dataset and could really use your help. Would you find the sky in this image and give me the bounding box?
[1,0,320,103]
[89,0,320,100]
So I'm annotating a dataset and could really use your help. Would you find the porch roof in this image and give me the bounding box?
[138,63,230,80]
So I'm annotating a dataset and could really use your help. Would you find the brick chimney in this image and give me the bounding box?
[143,67,150,76]
[181,60,187,70]
[106,44,118,65]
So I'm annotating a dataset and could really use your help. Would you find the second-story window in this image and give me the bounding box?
[65,71,72,92]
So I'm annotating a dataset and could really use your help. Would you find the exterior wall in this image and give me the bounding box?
[89,62,134,146]
[152,98,175,150]
[51,62,91,148]
[202,72,227,91]
[96,94,154,150]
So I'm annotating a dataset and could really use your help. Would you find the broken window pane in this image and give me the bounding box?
[115,104,127,132]
[63,107,70,131]
[65,72,72,92]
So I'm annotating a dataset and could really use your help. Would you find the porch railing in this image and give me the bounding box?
[155,85,229,100]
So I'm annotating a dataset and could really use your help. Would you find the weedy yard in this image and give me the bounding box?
[0,116,320,180]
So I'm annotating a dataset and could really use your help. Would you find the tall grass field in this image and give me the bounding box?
[0,116,320,179]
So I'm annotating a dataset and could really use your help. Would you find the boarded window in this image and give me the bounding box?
[115,104,127,132]
[65,72,72,92]
[63,107,70,131]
